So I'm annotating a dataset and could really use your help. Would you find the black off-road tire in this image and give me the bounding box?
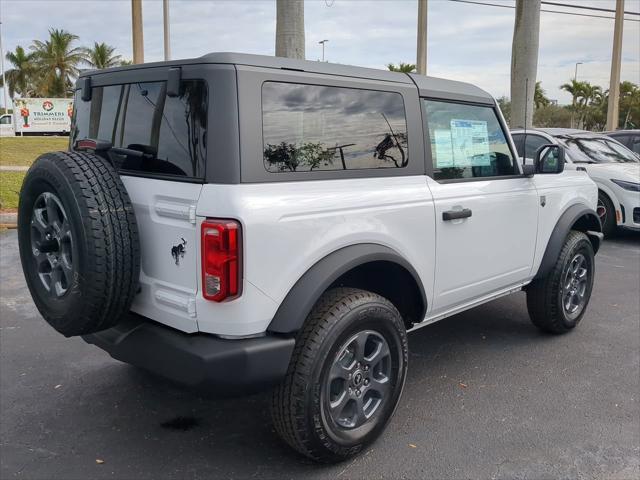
[271,288,408,463]
[18,151,140,337]
[598,191,616,238]
[526,230,595,334]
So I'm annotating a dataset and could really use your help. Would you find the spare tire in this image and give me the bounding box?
[18,151,140,337]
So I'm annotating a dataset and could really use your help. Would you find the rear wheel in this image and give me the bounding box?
[271,288,408,462]
[597,191,616,237]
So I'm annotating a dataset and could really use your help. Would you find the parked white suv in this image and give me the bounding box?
[512,128,640,235]
[17,53,602,462]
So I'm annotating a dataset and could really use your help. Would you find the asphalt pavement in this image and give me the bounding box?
[1,229,638,479]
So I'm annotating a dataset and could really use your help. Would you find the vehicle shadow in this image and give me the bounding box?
[608,229,640,246]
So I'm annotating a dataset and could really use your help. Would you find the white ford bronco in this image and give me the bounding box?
[18,53,603,462]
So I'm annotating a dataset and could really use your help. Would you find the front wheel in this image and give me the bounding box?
[526,230,595,334]
[597,191,616,237]
[271,288,408,462]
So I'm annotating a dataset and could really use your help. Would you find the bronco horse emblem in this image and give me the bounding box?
[171,238,187,266]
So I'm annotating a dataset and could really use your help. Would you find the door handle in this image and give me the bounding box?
[442,208,472,221]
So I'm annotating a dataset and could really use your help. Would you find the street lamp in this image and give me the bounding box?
[574,62,583,81]
[319,39,328,62]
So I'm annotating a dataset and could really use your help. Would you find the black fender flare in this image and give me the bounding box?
[534,204,602,280]
[267,243,427,334]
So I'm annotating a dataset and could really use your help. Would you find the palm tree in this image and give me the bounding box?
[387,63,416,73]
[82,42,123,69]
[578,83,602,106]
[30,28,85,97]
[560,79,586,105]
[534,81,550,109]
[619,81,640,129]
[576,82,603,129]
[561,79,587,128]
[0,46,36,97]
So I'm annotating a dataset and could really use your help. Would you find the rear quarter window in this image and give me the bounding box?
[71,79,208,179]
[261,82,408,173]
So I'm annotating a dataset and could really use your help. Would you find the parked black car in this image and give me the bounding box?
[605,130,640,155]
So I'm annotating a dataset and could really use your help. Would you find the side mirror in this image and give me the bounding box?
[535,144,565,174]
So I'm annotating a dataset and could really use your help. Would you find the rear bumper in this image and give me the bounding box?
[82,314,295,392]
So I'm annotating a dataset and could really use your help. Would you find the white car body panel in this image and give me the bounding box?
[426,176,538,314]
[580,163,640,230]
[126,169,596,338]
[121,176,202,333]
[530,171,598,272]
[195,176,436,336]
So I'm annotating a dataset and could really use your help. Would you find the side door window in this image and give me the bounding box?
[613,134,632,149]
[423,100,517,181]
[632,136,640,155]
[524,134,549,161]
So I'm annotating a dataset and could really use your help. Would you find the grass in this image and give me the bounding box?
[0,136,69,167]
[0,171,25,210]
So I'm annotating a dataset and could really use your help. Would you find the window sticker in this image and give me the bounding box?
[433,129,454,168]
[450,119,491,167]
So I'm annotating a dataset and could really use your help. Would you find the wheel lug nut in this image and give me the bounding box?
[364,365,369,371]
[356,389,361,396]
[364,379,370,386]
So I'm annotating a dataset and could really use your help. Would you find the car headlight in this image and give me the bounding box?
[611,179,640,192]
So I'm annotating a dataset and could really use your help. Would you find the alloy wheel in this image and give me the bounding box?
[30,192,74,297]
[325,330,393,430]
[562,253,589,317]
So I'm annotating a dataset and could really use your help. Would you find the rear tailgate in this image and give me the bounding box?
[122,176,202,333]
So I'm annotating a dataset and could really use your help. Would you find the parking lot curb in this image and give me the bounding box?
[0,212,17,228]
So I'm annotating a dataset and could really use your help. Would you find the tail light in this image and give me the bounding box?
[201,219,242,302]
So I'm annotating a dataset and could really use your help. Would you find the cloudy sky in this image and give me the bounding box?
[1,0,638,106]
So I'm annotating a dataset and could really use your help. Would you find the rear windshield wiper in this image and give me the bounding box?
[75,139,154,159]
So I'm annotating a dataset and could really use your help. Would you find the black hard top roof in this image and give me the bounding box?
[79,52,494,104]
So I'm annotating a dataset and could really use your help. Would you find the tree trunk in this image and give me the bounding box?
[510,0,540,129]
[276,0,305,60]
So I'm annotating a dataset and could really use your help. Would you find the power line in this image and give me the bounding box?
[448,0,640,22]
[542,1,639,16]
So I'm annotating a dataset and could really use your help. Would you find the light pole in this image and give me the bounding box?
[163,0,171,61]
[319,39,328,62]
[574,62,583,81]
[0,22,8,114]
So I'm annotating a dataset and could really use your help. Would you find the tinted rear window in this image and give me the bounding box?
[71,80,208,179]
